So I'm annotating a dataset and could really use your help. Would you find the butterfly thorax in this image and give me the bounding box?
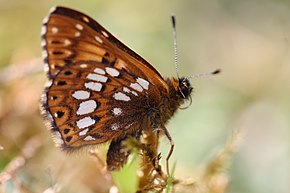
[145,77,193,130]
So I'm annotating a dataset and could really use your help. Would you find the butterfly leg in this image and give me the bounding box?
[160,126,175,176]
[106,136,131,171]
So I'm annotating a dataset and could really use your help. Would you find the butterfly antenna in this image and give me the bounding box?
[187,69,221,79]
[171,14,180,79]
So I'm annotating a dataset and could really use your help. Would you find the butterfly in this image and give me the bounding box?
[40,6,218,171]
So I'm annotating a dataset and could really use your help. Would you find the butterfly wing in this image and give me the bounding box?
[41,6,169,150]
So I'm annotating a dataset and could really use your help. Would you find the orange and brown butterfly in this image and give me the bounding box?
[40,6,218,171]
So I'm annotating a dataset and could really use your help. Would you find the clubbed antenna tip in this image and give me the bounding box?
[212,69,221,75]
[187,68,221,79]
[171,14,176,28]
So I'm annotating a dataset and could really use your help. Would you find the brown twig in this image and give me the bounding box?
[136,131,168,193]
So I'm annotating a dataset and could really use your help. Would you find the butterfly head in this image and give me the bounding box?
[178,77,193,99]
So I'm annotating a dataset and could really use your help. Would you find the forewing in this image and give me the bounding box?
[41,6,169,150]
[42,6,167,87]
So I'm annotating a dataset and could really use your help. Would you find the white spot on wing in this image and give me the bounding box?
[94,67,105,74]
[101,30,109,38]
[41,39,46,47]
[130,83,143,92]
[64,39,71,46]
[44,63,49,73]
[106,67,119,77]
[42,50,48,58]
[84,135,95,141]
[49,6,57,14]
[95,36,103,43]
[65,50,72,56]
[80,64,88,68]
[42,16,49,24]
[87,73,108,83]
[82,16,89,23]
[112,108,122,116]
[131,91,138,96]
[76,117,95,129]
[53,112,59,118]
[117,59,127,68]
[136,77,149,90]
[41,25,47,36]
[44,80,52,87]
[123,87,138,96]
[75,31,81,37]
[77,100,97,115]
[79,128,89,136]
[51,27,58,34]
[123,87,130,93]
[72,90,90,100]
[111,123,119,131]
[113,92,130,101]
[76,24,84,30]
[85,82,102,91]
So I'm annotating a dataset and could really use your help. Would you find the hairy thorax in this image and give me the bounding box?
[145,78,186,129]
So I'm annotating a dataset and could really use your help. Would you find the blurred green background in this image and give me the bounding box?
[0,0,289,192]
